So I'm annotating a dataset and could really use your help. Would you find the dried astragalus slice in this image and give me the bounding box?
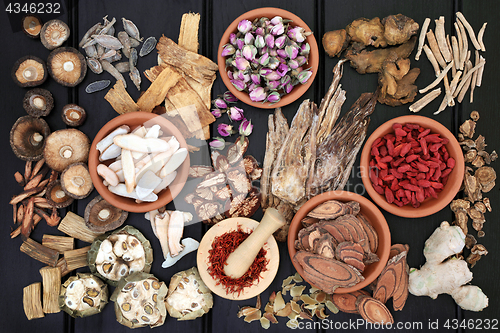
[59,273,108,318]
[165,267,213,320]
[111,272,168,328]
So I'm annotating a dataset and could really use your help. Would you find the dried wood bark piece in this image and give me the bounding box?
[9,186,45,205]
[39,266,61,314]
[335,242,365,272]
[228,188,261,218]
[356,294,394,324]
[188,165,214,178]
[42,235,74,252]
[137,67,181,113]
[178,13,200,53]
[198,171,226,188]
[23,282,44,320]
[11,215,42,239]
[56,257,71,277]
[104,80,140,114]
[57,211,104,243]
[293,251,364,293]
[243,155,263,181]
[64,246,91,271]
[20,238,59,267]
[21,197,35,238]
[330,289,369,314]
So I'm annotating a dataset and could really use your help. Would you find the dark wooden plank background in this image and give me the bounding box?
[1,0,498,332]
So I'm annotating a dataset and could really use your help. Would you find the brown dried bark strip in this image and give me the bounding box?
[20,238,59,267]
[178,12,200,53]
[104,80,140,114]
[136,67,181,113]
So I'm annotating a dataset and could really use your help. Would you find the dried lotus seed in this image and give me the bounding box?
[121,302,131,312]
[122,254,132,261]
[192,302,198,308]
[86,288,99,298]
[65,297,75,309]
[178,282,185,290]
[128,236,139,248]
[141,316,150,322]
[122,242,128,251]
[119,266,129,277]
[123,282,135,291]
[143,281,150,290]
[82,296,94,307]
[144,304,153,315]
[132,288,140,299]
[101,239,113,253]
[152,281,160,290]
[183,277,189,283]
[103,263,113,273]
[131,319,139,324]
[152,294,157,303]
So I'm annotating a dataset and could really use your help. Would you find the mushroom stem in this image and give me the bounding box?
[31,132,44,145]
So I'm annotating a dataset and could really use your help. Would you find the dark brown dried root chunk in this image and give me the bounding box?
[466,244,488,268]
[330,290,369,314]
[322,29,350,57]
[301,216,319,228]
[356,295,394,324]
[382,14,419,45]
[346,17,387,47]
[378,67,419,106]
[465,234,477,249]
[460,119,476,138]
[335,242,365,272]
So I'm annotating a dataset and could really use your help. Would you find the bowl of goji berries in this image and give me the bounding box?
[360,115,464,218]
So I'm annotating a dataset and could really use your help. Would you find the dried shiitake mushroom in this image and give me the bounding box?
[46,180,74,208]
[47,47,87,87]
[110,272,168,328]
[88,225,153,286]
[85,195,128,232]
[10,115,50,161]
[165,267,213,321]
[22,15,42,38]
[40,19,70,50]
[11,55,48,87]
[59,273,108,318]
[62,104,86,127]
[43,128,90,172]
[60,162,93,199]
[23,88,54,117]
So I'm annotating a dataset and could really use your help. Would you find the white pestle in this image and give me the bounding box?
[224,208,286,279]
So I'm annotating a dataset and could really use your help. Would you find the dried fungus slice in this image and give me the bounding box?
[23,88,54,117]
[46,180,74,208]
[356,295,394,324]
[12,55,48,87]
[85,195,128,232]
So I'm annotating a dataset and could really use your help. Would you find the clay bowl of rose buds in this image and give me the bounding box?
[360,115,464,218]
[88,112,190,213]
[218,7,319,109]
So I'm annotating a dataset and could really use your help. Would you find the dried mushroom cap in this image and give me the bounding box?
[11,55,48,87]
[88,225,153,286]
[23,88,54,117]
[22,15,42,38]
[85,195,128,232]
[166,267,213,321]
[62,104,86,127]
[43,128,90,172]
[59,273,108,318]
[40,19,70,50]
[110,272,168,328]
[46,180,74,208]
[10,115,50,161]
[61,162,93,199]
[47,47,87,87]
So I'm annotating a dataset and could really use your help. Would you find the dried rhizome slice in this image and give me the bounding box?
[22,15,42,38]
[45,180,74,208]
[11,55,48,87]
[60,162,93,199]
[10,115,50,162]
[165,267,213,320]
[110,272,168,328]
[59,272,108,318]
[85,195,128,232]
[330,289,370,314]
[43,128,90,172]
[356,294,394,324]
[47,47,87,87]
[23,88,54,118]
[40,19,70,50]
[87,225,153,286]
[62,104,86,127]
[373,248,409,311]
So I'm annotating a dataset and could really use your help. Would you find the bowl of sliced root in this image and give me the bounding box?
[88,112,190,213]
[288,191,391,294]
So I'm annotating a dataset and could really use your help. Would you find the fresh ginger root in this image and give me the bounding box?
[408,221,488,312]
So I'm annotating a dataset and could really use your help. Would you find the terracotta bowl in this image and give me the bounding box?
[217,7,319,109]
[288,191,391,294]
[88,112,190,213]
[360,115,464,218]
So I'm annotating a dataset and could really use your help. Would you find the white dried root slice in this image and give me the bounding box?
[99,143,121,161]
[415,18,431,61]
[135,149,177,182]
[159,148,188,178]
[165,267,213,320]
[153,171,177,194]
[96,125,130,153]
[121,149,135,193]
[59,273,108,318]
[109,184,158,202]
[97,164,119,187]
[409,88,441,112]
[167,211,186,257]
[136,171,162,200]
[162,238,199,268]
[419,60,454,94]
[108,159,122,172]
[113,134,170,153]
[145,125,161,138]
[154,211,170,259]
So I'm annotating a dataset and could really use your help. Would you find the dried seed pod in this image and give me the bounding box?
[10,116,50,161]
[11,55,48,87]
[140,37,157,57]
[23,88,54,117]
[62,104,86,127]
[40,19,70,50]
[59,273,108,318]
[86,57,103,74]
[122,18,142,41]
[47,47,87,87]
[85,79,111,93]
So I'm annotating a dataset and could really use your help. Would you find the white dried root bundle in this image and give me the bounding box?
[409,222,488,311]
[414,13,487,114]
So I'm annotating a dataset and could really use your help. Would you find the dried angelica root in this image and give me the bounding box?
[415,18,430,61]
[409,88,441,112]
[456,12,482,51]
[408,222,488,312]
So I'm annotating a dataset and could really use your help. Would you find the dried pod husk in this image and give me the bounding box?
[47,47,87,87]
[60,162,93,199]
[62,104,86,127]
[10,115,50,161]
[59,273,108,318]
[85,80,110,93]
[86,57,103,74]
[40,19,70,50]
[46,180,74,208]
[139,36,157,57]
[23,88,54,117]
[11,55,48,87]
[22,15,42,38]
[87,225,153,286]
[84,195,128,232]
[165,267,213,320]
[111,272,168,328]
